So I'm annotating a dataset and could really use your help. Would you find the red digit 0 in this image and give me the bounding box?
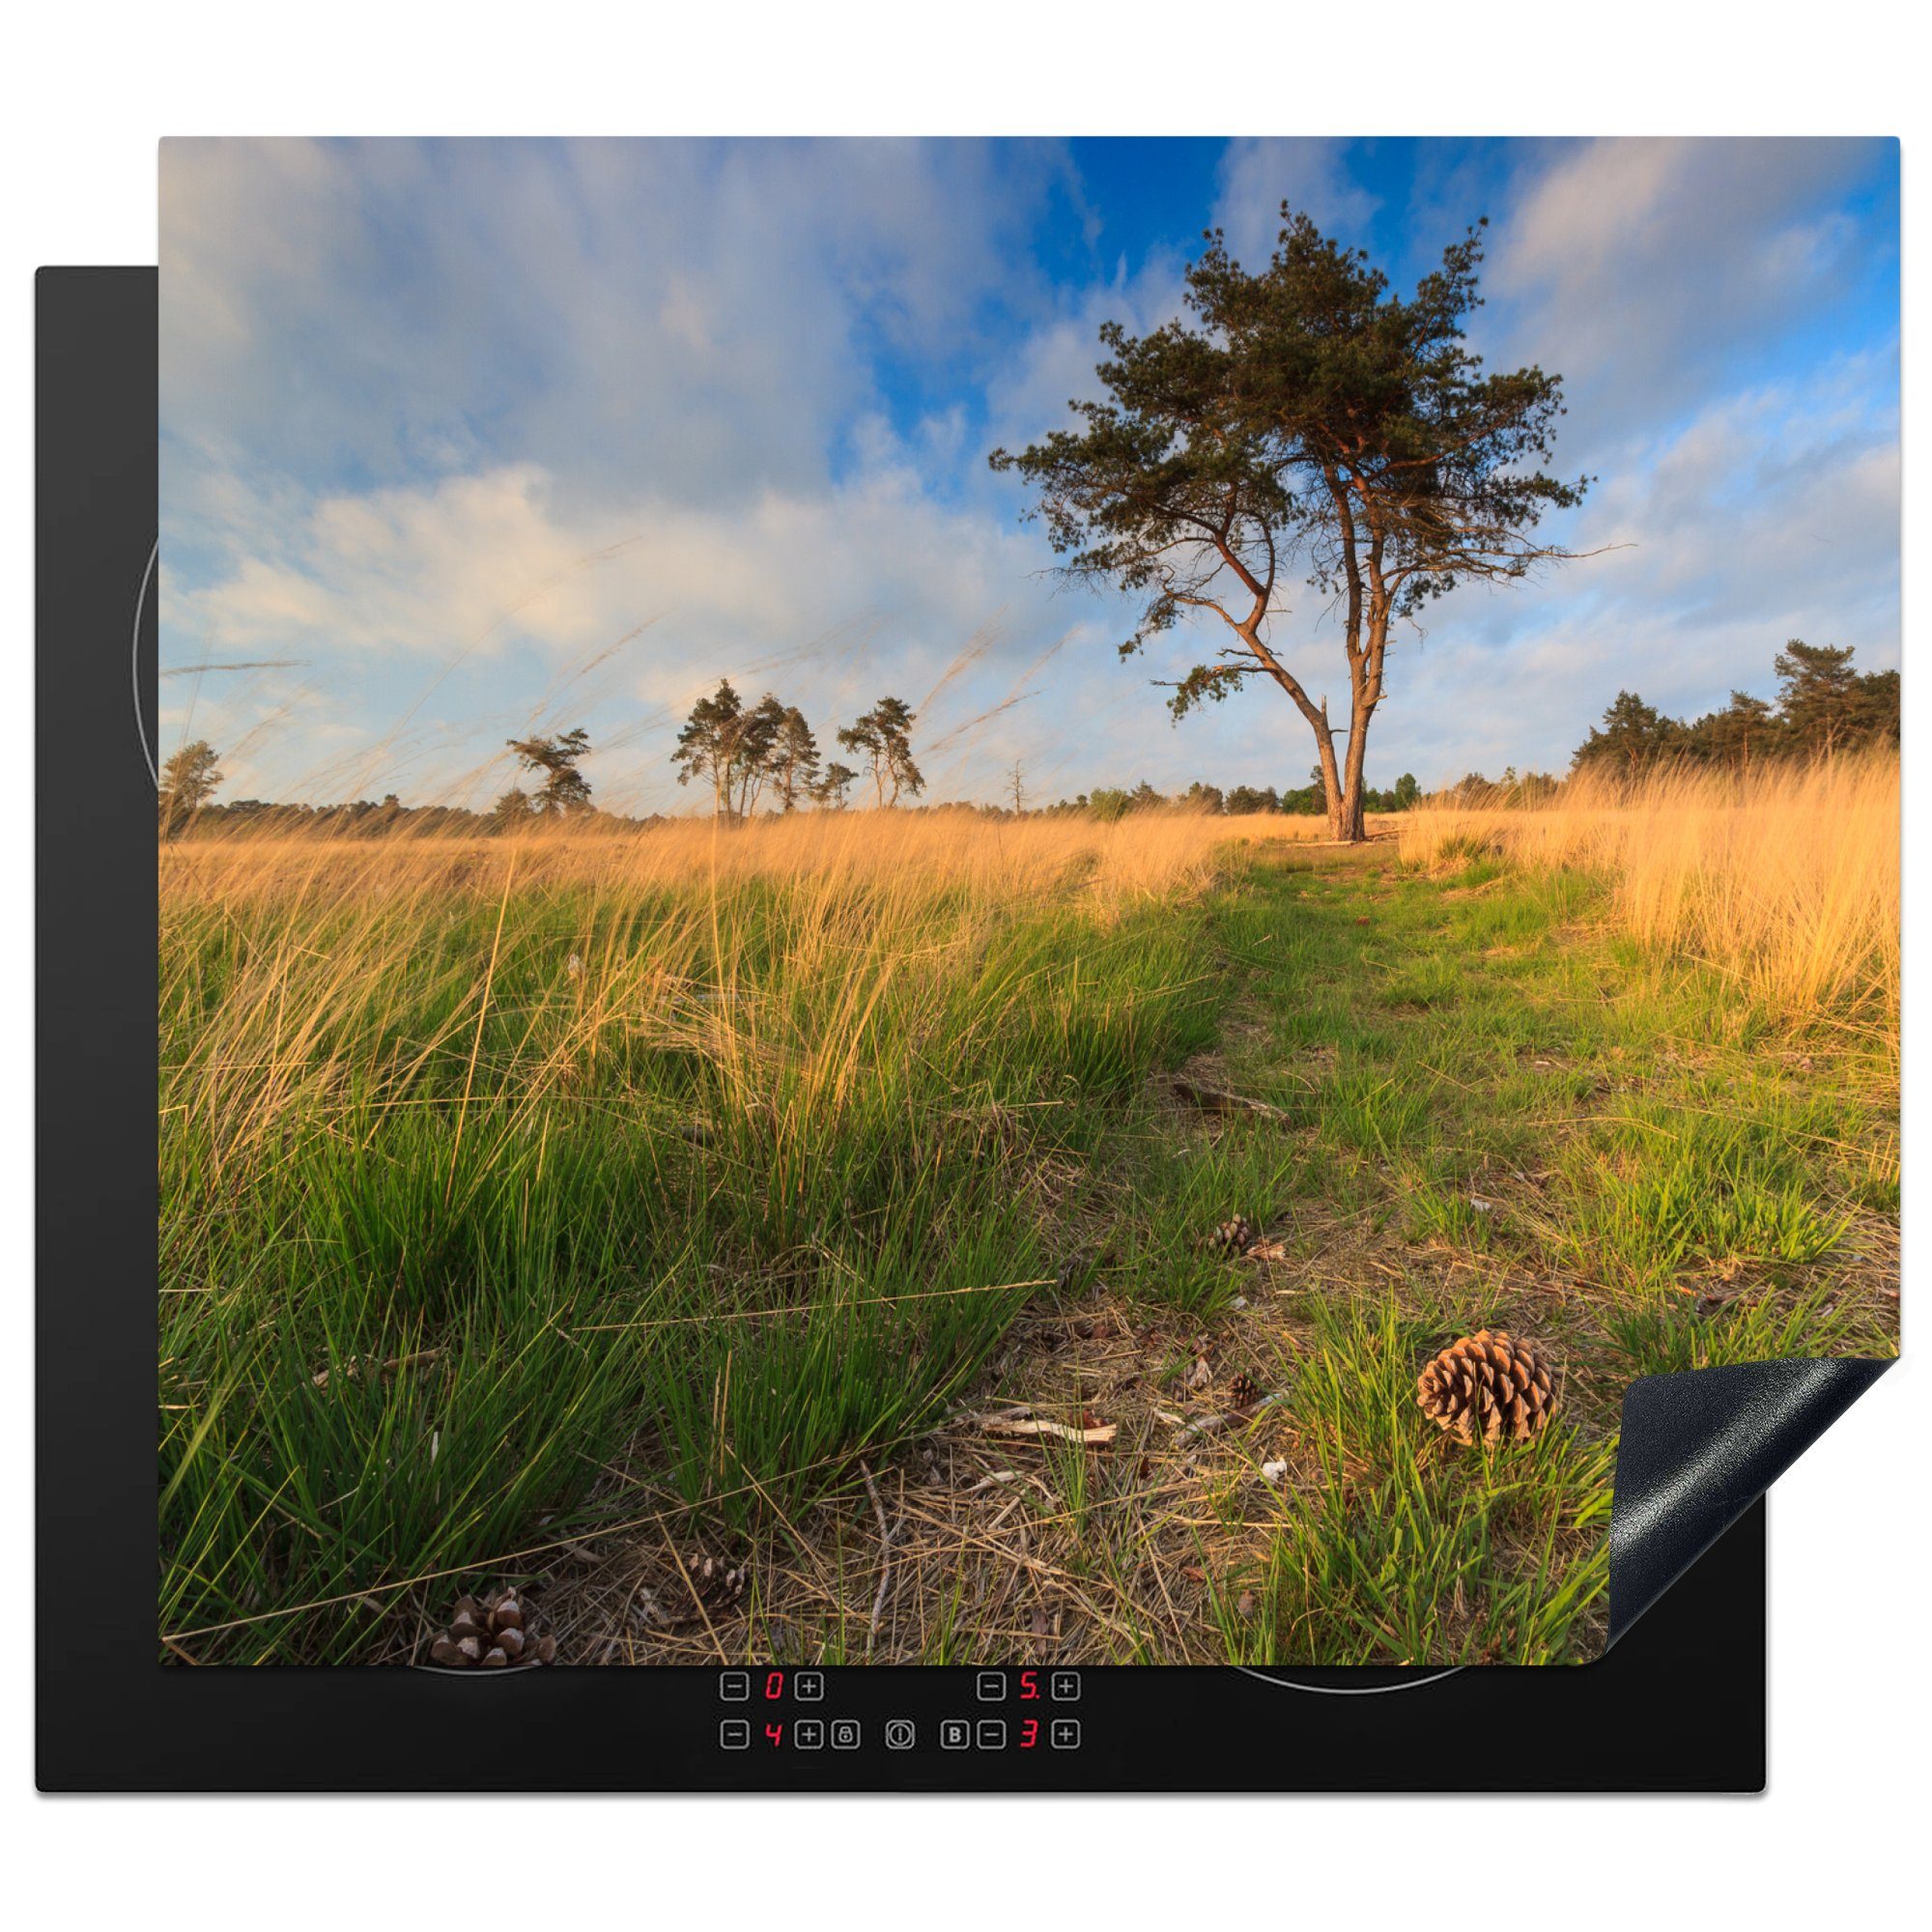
[764,1670,784,1700]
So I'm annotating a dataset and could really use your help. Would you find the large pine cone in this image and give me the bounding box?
[427,1587,557,1668]
[1416,1329,1557,1446]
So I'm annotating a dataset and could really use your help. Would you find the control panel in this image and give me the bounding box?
[715,1666,1084,1765]
[353,1511,1766,1791]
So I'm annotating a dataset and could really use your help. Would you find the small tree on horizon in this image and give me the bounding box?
[489,786,537,831]
[1852,667,1902,750]
[991,206,1589,843]
[1773,640,1898,756]
[767,705,822,812]
[506,728,593,814]
[838,696,925,808]
[671,680,748,818]
[1695,690,1776,773]
[731,695,787,816]
[158,739,223,837]
[1774,640,1859,757]
[813,761,859,809]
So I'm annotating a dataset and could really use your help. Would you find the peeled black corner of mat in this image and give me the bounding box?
[1605,1356,1892,1645]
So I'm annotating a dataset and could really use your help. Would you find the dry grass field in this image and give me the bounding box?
[1398,758,1899,1025]
[159,762,1898,1666]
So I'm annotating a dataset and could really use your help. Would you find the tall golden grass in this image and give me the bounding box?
[160,804,1349,909]
[159,811,1340,1179]
[1396,757,1900,1030]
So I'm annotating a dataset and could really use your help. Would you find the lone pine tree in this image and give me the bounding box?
[992,206,1588,840]
[505,728,593,814]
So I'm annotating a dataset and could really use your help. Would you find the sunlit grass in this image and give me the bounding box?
[159,774,1897,1665]
[1396,756,1899,1030]
[160,811,1294,1660]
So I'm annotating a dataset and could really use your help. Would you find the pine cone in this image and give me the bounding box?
[427,1586,557,1669]
[1415,1329,1557,1446]
[1200,1215,1259,1257]
[683,1548,750,1607]
[1229,1371,1260,1409]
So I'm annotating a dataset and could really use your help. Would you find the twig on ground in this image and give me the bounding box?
[1174,1390,1291,1443]
[1171,1075,1288,1122]
[859,1458,895,1662]
[310,1348,445,1390]
[976,1415,1118,1445]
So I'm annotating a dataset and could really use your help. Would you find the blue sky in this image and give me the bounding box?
[158,136,1900,812]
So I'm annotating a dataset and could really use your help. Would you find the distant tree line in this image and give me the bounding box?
[1574,641,1898,779]
[156,639,1896,839]
[1084,770,1423,821]
[159,730,664,840]
[156,685,931,838]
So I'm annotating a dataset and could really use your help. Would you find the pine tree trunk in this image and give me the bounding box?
[1318,733,1354,842]
[1330,664,1381,843]
[1311,725,1350,841]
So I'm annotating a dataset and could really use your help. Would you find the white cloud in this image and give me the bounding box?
[161,137,1064,513]
[164,454,1143,810]
[984,251,1190,452]
[177,466,629,660]
[1485,136,1894,460]
[1211,137,1380,262]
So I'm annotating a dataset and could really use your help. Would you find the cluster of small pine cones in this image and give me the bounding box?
[427,1587,557,1668]
[1199,1214,1260,1257]
[683,1548,750,1605]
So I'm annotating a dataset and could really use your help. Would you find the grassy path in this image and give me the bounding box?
[544,844,1896,1666]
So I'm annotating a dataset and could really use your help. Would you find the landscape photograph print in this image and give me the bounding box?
[157,136,1900,1668]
